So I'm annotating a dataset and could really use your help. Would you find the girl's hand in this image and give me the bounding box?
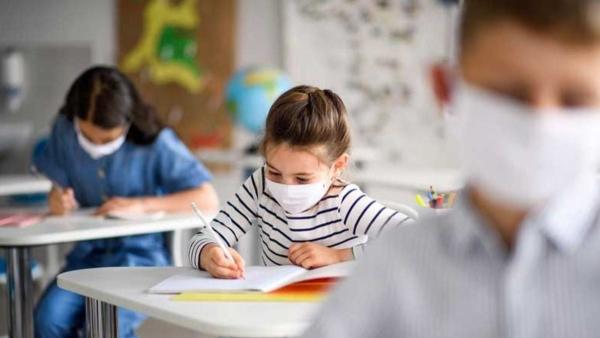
[200,244,246,279]
[288,243,353,269]
[48,186,79,215]
[95,197,146,216]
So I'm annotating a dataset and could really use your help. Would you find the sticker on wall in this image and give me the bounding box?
[121,0,205,93]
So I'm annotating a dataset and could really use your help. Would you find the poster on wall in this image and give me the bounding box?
[118,0,235,150]
[283,0,458,167]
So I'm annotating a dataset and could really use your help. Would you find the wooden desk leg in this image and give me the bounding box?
[85,297,118,338]
[6,247,34,338]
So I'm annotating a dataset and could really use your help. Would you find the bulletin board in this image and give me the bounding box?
[283,0,458,167]
[117,0,235,150]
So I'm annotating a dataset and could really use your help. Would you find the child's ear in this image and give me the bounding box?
[332,153,350,176]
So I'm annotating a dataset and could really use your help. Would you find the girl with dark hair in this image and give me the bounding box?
[32,66,218,338]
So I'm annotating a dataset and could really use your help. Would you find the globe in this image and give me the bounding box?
[226,67,293,134]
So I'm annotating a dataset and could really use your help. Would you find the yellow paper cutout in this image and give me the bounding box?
[172,291,326,303]
[121,0,206,93]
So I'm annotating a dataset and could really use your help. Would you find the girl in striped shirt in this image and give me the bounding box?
[188,85,410,278]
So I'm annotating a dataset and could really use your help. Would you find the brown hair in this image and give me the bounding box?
[260,85,351,164]
[460,0,600,49]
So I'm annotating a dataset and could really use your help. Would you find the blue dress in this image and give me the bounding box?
[32,115,212,338]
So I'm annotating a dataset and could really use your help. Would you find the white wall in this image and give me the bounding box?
[0,0,115,64]
[231,0,283,150]
[235,0,283,69]
[282,0,457,168]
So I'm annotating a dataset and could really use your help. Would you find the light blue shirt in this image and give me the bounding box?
[33,115,212,267]
[302,178,600,338]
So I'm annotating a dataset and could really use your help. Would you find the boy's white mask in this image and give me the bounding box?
[450,81,600,208]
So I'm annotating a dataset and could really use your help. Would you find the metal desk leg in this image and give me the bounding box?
[85,297,118,338]
[6,247,34,338]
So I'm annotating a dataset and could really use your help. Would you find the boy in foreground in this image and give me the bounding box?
[301,0,600,337]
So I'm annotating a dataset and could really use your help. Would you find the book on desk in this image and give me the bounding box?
[149,261,356,302]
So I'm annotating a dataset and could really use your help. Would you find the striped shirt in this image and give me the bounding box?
[302,178,600,338]
[188,167,410,268]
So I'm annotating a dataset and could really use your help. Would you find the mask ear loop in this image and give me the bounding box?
[122,123,131,140]
[329,163,345,189]
[333,167,341,185]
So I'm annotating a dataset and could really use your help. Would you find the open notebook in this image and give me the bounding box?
[43,209,166,222]
[105,211,165,221]
[148,261,356,294]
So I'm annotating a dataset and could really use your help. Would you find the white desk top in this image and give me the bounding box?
[0,211,202,247]
[58,267,319,337]
[349,167,464,192]
[0,175,51,196]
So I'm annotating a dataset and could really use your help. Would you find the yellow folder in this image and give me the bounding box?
[171,279,334,303]
[172,291,325,302]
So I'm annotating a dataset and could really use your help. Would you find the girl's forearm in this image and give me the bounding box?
[142,183,219,214]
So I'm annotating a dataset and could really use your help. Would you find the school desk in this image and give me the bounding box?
[0,175,51,197]
[58,267,320,338]
[350,167,464,193]
[0,213,203,338]
[0,174,50,338]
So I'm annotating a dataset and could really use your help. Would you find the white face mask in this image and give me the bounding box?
[266,176,331,215]
[451,81,600,208]
[75,120,127,159]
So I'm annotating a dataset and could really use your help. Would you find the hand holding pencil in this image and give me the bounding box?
[192,203,246,279]
[48,185,79,215]
[31,165,79,215]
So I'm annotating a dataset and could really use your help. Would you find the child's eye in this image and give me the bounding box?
[296,177,309,183]
[561,91,595,109]
[268,171,281,177]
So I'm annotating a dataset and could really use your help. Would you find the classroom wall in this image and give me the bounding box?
[0,0,115,64]
[282,0,458,169]
[231,0,284,149]
[236,0,283,68]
